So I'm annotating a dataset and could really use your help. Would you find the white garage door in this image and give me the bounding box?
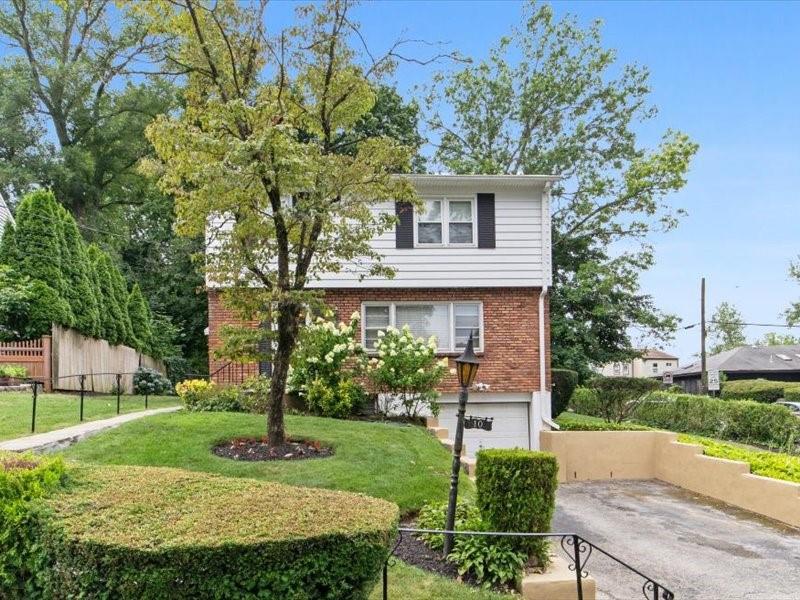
[438,400,530,458]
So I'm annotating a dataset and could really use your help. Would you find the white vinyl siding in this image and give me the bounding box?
[362,301,483,352]
[308,186,547,288]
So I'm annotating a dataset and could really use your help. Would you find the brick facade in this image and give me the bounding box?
[207,287,551,394]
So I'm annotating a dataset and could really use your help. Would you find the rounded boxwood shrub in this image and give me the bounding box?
[133,366,171,396]
[0,452,66,598]
[551,368,578,418]
[31,466,398,599]
[475,449,558,567]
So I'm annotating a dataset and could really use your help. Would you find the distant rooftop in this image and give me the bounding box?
[673,344,800,377]
[641,349,679,360]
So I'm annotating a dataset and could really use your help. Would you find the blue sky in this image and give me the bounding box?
[269,0,800,364]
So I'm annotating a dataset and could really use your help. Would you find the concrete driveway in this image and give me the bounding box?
[553,480,800,600]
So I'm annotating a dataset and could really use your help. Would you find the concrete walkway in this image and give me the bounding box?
[0,406,181,453]
[554,480,800,600]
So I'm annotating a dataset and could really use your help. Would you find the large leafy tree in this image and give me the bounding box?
[708,301,747,355]
[425,2,697,377]
[0,0,199,363]
[142,0,419,445]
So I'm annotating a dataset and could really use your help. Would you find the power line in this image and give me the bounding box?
[683,320,799,330]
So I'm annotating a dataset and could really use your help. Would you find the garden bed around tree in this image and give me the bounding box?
[212,436,334,461]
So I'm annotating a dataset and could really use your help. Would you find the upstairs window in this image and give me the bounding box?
[415,197,476,247]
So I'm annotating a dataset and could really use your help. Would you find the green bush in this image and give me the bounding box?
[784,387,800,402]
[555,413,650,431]
[28,465,398,599]
[414,500,481,552]
[0,364,27,379]
[240,375,272,414]
[569,387,602,416]
[720,379,788,402]
[475,449,558,567]
[635,392,800,450]
[0,452,66,597]
[306,377,365,419]
[589,376,661,422]
[133,367,171,396]
[414,500,525,589]
[288,312,367,418]
[677,434,800,484]
[177,379,246,413]
[447,534,526,590]
[551,369,578,418]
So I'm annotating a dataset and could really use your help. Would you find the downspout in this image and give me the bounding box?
[539,180,559,431]
[539,285,559,431]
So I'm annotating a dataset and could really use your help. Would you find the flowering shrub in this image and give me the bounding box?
[288,312,366,418]
[366,325,448,418]
[133,367,170,396]
[175,379,215,400]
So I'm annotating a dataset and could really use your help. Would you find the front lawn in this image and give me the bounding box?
[62,411,472,515]
[371,561,514,600]
[0,391,178,441]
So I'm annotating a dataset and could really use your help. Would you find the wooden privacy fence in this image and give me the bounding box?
[0,337,51,387]
[0,325,165,393]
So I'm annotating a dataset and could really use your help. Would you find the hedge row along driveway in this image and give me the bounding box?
[61,411,474,515]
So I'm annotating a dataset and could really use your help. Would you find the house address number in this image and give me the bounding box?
[464,415,493,431]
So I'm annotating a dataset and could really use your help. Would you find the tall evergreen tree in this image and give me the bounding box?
[13,190,74,328]
[57,206,101,337]
[0,221,17,266]
[127,283,152,353]
[88,245,126,345]
[108,257,135,347]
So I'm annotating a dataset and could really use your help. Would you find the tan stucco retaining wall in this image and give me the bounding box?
[541,431,800,529]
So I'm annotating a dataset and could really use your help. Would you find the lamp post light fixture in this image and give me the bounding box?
[443,333,481,556]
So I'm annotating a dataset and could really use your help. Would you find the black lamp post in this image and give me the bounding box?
[443,333,481,556]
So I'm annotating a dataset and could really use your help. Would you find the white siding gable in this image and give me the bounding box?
[309,176,554,289]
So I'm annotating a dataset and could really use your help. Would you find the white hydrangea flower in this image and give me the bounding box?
[438,358,449,368]
[402,324,411,332]
[377,330,386,338]
[351,311,360,321]
[417,368,425,374]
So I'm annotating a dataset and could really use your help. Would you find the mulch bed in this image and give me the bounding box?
[212,437,333,462]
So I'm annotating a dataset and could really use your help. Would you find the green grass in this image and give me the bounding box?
[0,392,178,441]
[62,411,473,515]
[369,561,515,600]
[678,434,800,484]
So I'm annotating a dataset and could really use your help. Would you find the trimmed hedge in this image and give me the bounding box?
[551,369,578,418]
[0,452,66,597]
[27,465,398,599]
[569,387,602,417]
[635,392,799,450]
[785,387,800,402]
[677,434,800,484]
[475,449,558,567]
[720,379,789,403]
[555,413,650,431]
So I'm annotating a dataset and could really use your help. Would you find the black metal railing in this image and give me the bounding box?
[383,527,675,600]
[209,361,252,386]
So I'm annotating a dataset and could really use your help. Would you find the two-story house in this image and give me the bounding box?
[207,174,557,456]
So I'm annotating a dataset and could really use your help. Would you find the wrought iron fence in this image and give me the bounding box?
[383,527,675,600]
[1,372,178,433]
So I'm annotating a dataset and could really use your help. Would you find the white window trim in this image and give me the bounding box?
[361,301,484,353]
[413,196,477,248]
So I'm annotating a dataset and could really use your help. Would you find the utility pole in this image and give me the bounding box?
[700,277,707,394]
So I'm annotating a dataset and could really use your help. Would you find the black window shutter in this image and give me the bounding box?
[477,193,496,248]
[395,202,414,249]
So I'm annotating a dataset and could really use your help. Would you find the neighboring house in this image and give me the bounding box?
[0,193,13,237]
[595,349,679,379]
[672,344,800,394]
[207,174,557,456]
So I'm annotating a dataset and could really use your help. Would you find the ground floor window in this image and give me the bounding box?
[362,301,483,353]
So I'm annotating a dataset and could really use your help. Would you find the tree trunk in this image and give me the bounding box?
[266,301,301,446]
